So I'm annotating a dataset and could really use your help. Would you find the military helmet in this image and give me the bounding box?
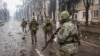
[59,11,70,24]
[60,11,70,20]
[45,16,50,22]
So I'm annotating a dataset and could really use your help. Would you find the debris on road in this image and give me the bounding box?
[18,32,22,35]
[20,49,27,56]
[0,23,4,27]
[22,37,25,40]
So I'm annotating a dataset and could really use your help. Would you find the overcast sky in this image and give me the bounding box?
[2,0,23,17]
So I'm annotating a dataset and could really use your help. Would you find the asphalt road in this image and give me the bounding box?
[0,19,100,56]
[0,19,38,56]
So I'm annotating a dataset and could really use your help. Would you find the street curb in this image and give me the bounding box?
[81,40,100,48]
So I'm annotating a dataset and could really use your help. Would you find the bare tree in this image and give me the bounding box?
[49,0,56,23]
[59,0,80,17]
[83,0,92,26]
[71,0,80,19]
[0,2,9,21]
[3,2,8,20]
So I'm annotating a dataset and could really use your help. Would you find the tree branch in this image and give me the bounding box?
[83,0,87,8]
[88,0,92,7]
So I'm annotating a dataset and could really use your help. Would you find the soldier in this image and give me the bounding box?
[56,11,80,56]
[29,16,39,44]
[21,18,27,33]
[43,17,52,44]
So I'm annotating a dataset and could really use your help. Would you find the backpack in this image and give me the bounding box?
[30,21,38,30]
[45,23,52,31]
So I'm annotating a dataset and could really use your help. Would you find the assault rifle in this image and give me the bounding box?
[41,27,61,51]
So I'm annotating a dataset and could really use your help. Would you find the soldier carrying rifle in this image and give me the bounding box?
[42,10,81,56]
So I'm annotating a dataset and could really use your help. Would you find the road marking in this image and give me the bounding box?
[35,49,44,56]
[81,40,100,48]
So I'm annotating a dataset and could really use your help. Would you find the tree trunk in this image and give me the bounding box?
[72,3,75,19]
[85,8,89,26]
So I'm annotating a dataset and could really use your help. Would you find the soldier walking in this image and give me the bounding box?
[29,16,39,44]
[21,18,27,33]
[43,17,52,44]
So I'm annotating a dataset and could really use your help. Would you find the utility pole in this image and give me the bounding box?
[56,0,59,29]
[43,0,45,23]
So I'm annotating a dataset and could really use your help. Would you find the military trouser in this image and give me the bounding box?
[31,30,37,44]
[57,42,79,56]
[44,30,52,44]
[22,26,26,33]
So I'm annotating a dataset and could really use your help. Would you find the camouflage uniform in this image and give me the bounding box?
[21,19,27,33]
[44,18,52,43]
[56,11,79,56]
[29,17,39,44]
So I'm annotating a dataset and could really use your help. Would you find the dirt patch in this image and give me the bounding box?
[80,26,100,45]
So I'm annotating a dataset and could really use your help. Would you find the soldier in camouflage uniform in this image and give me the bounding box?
[56,11,80,56]
[21,18,27,33]
[44,17,52,44]
[29,17,39,44]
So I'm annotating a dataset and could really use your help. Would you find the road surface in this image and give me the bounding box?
[0,19,100,56]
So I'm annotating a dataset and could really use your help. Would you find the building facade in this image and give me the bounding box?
[75,0,100,24]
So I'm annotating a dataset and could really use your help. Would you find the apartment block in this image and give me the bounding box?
[75,0,100,24]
